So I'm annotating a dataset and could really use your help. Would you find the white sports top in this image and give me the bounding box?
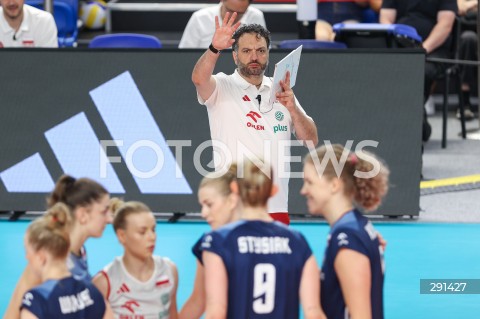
[101,256,175,319]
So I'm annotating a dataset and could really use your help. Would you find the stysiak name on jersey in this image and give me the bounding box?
[238,236,292,254]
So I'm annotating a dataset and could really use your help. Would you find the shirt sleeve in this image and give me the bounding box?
[20,290,47,318]
[179,12,202,48]
[381,0,397,9]
[40,13,58,48]
[192,235,204,264]
[439,0,458,12]
[199,230,226,260]
[198,73,225,106]
[296,231,313,265]
[329,228,369,260]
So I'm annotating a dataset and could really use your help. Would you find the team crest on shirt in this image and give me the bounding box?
[22,292,34,307]
[202,235,212,248]
[337,233,349,246]
[275,111,284,121]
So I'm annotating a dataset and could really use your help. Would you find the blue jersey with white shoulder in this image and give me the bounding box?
[67,246,91,282]
[201,220,312,319]
[321,209,385,319]
[20,276,106,319]
[192,235,204,264]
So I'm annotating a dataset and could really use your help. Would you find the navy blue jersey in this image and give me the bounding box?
[67,246,91,282]
[192,235,204,264]
[321,210,385,319]
[20,276,106,319]
[201,220,312,319]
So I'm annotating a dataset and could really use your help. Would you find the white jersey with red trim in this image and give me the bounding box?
[101,256,175,319]
[199,70,312,213]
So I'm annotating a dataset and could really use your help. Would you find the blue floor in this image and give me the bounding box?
[1,220,480,318]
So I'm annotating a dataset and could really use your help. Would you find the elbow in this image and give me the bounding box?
[192,73,202,87]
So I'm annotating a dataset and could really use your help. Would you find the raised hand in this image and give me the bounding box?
[275,71,296,111]
[211,12,242,50]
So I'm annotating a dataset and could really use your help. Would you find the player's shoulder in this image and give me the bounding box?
[24,4,54,20]
[28,279,60,300]
[192,5,218,20]
[332,209,366,233]
[247,5,265,17]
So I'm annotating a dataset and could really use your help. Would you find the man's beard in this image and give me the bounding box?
[237,61,268,77]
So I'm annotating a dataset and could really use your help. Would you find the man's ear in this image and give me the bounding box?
[232,50,238,65]
[230,181,239,194]
[270,185,278,197]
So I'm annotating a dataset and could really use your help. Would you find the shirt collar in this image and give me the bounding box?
[19,6,30,33]
[0,6,29,34]
[232,69,272,91]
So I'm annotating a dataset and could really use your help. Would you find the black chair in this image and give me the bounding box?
[437,17,467,149]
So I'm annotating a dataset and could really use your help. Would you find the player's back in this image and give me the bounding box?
[21,276,105,319]
[202,220,312,319]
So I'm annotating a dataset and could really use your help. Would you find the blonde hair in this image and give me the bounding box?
[304,144,389,211]
[199,164,238,197]
[110,198,152,232]
[27,203,72,259]
[236,160,273,207]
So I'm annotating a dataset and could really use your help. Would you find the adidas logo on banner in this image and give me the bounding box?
[0,71,192,195]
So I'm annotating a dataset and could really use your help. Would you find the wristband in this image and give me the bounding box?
[209,43,221,54]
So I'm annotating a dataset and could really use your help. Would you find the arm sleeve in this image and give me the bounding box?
[192,235,204,265]
[20,290,46,318]
[381,0,397,9]
[296,231,313,265]
[439,0,458,12]
[179,13,201,48]
[198,72,226,107]
[329,228,368,260]
[40,14,58,48]
[200,231,226,260]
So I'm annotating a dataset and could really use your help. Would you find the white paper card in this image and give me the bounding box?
[269,45,303,105]
[297,0,318,21]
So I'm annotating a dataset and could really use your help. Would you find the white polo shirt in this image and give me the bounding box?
[179,3,266,49]
[199,70,311,214]
[0,4,58,48]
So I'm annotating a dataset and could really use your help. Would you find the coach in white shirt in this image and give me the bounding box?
[0,0,58,48]
[179,0,266,49]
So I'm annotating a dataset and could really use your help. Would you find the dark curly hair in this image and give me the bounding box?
[232,24,271,52]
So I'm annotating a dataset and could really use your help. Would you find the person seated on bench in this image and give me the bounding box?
[179,0,265,49]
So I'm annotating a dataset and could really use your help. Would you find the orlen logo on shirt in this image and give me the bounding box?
[246,111,264,131]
